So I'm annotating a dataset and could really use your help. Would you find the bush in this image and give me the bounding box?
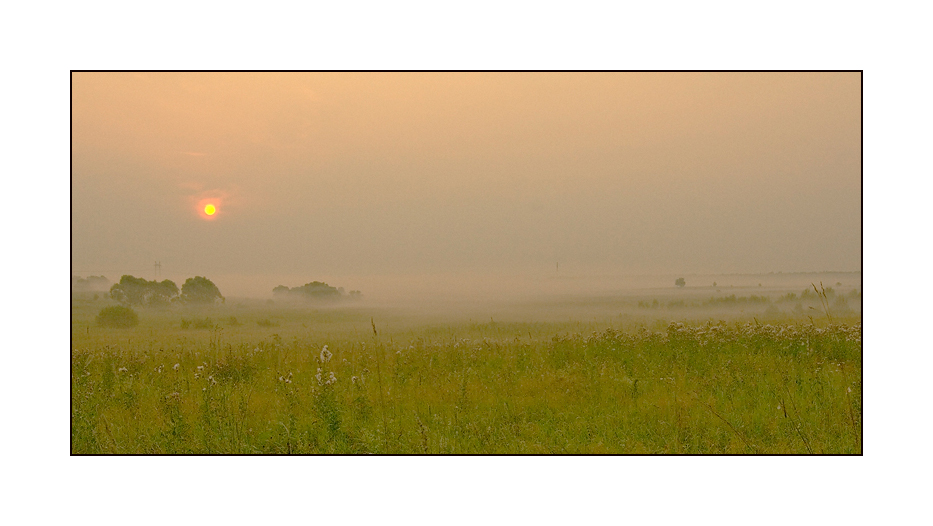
[96,306,139,328]
[180,317,214,329]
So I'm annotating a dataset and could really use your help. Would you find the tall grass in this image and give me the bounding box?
[72,308,861,454]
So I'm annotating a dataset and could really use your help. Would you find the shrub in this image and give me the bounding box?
[96,306,139,328]
[181,317,214,329]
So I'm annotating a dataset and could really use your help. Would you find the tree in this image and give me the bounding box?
[292,281,340,299]
[109,275,179,306]
[272,285,290,296]
[181,276,224,304]
[675,277,686,288]
[73,275,110,291]
[272,281,357,301]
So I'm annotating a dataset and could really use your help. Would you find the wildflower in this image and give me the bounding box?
[315,368,323,385]
[197,365,204,372]
[326,372,337,385]
[173,363,180,372]
[319,345,332,363]
[118,367,128,373]
[208,375,217,386]
[351,376,358,384]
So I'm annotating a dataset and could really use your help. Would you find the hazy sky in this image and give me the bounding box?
[72,72,860,296]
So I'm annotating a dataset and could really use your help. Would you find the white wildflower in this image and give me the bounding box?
[315,368,323,385]
[326,372,337,385]
[118,367,128,373]
[319,345,332,363]
[197,365,204,372]
[351,376,358,384]
[173,363,180,371]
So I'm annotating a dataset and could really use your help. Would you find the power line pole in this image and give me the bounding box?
[155,261,161,280]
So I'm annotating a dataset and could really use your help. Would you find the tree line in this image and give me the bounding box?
[108,275,224,306]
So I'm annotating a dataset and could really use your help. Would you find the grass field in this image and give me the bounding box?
[71,289,861,454]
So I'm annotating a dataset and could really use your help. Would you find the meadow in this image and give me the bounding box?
[71,285,861,454]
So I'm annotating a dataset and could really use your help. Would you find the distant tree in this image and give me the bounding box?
[110,275,179,306]
[181,276,224,304]
[150,279,180,305]
[73,275,111,291]
[293,281,340,299]
[272,281,354,301]
[675,277,686,288]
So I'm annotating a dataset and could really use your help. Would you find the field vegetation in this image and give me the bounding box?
[71,284,861,454]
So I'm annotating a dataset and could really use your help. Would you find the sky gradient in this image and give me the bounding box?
[71,72,861,297]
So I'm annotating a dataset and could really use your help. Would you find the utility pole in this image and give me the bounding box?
[155,261,161,280]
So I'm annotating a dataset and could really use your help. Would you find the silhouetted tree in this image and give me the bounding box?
[675,277,686,288]
[73,275,111,291]
[110,275,179,306]
[272,281,352,301]
[181,276,224,304]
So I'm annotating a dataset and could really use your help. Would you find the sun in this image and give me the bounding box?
[196,197,222,220]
